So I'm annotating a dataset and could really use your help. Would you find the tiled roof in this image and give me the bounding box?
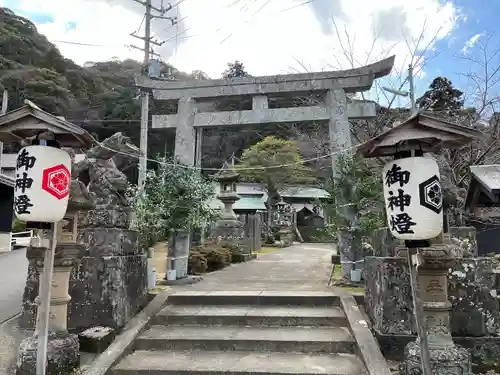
[209,182,329,211]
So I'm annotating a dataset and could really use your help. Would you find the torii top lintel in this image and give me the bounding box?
[135,56,395,101]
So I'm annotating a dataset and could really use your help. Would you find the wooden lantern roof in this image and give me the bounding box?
[0,100,94,149]
[357,112,483,158]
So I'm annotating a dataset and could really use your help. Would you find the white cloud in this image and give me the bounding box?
[461,33,483,54]
[12,0,462,81]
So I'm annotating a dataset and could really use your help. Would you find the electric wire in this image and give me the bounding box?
[83,130,360,172]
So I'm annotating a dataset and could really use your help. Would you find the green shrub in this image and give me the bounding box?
[221,243,244,263]
[12,218,26,233]
[231,252,247,263]
[217,245,232,264]
[264,235,275,245]
[188,251,208,274]
[192,245,231,272]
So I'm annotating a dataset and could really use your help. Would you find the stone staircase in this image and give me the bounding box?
[112,291,368,375]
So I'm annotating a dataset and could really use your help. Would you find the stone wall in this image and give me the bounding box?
[364,257,415,335]
[365,256,499,337]
[20,228,148,331]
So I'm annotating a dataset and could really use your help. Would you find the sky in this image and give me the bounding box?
[1,0,499,109]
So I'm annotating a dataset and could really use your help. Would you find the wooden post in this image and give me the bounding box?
[36,225,57,375]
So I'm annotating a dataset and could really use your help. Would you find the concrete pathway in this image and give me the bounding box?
[0,249,27,323]
[179,243,337,291]
[0,249,29,375]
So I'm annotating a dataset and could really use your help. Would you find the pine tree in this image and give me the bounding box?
[417,77,464,116]
[222,60,251,78]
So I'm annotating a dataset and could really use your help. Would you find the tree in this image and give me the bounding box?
[417,77,464,116]
[190,70,210,80]
[435,35,500,216]
[222,60,251,78]
[286,16,449,143]
[236,136,315,224]
[127,157,219,250]
[322,154,384,280]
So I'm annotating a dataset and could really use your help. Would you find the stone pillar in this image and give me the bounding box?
[325,89,358,280]
[169,97,198,279]
[370,227,402,257]
[16,240,82,375]
[167,229,190,279]
[398,244,472,375]
[175,97,197,165]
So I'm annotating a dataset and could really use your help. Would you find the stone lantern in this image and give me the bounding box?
[273,199,294,247]
[211,162,246,248]
[216,161,240,220]
[358,112,482,375]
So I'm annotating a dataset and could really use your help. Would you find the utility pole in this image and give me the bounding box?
[1,90,8,115]
[131,0,177,190]
[382,63,417,117]
[408,63,417,114]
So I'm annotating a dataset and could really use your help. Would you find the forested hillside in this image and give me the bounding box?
[0,7,344,180]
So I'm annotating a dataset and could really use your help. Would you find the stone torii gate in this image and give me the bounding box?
[135,56,395,277]
[135,56,395,168]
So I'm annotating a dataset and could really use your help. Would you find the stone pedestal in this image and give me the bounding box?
[168,230,190,279]
[16,332,79,375]
[212,219,245,245]
[17,243,81,375]
[396,244,472,375]
[277,225,294,247]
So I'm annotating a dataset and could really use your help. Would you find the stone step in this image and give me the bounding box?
[135,325,356,353]
[167,291,340,306]
[154,304,347,327]
[112,350,367,375]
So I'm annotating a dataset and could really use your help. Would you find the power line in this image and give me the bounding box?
[219,0,317,44]
[280,0,317,13]
[83,130,361,171]
[52,40,126,48]
[252,0,272,17]
[136,14,146,34]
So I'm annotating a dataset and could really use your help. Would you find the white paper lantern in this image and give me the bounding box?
[382,156,443,240]
[14,146,71,223]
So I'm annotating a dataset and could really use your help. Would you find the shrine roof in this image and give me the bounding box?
[465,165,500,209]
[280,186,330,199]
[209,182,329,211]
[234,195,267,211]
